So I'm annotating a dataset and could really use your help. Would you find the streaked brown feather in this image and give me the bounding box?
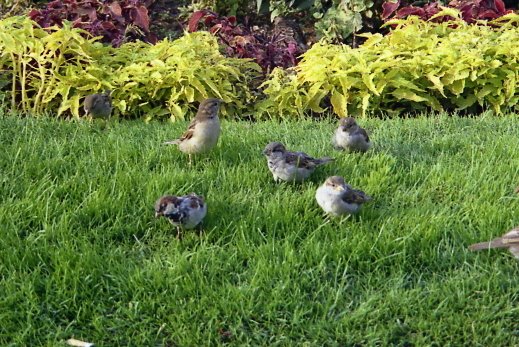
[341,188,372,204]
[469,227,519,251]
[284,152,333,169]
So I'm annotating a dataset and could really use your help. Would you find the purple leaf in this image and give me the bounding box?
[396,6,426,19]
[130,5,149,32]
[188,10,209,32]
[382,1,400,20]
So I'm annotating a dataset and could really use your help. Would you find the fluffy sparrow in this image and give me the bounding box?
[272,16,307,51]
[315,176,372,216]
[84,90,112,120]
[262,141,334,182]
[163,98,221,163]
[333,117,372,153]
[468,226,519,259]
[154,193,207,238]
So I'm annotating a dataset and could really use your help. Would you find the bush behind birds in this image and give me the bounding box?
[0,16,261,120]
[257,12,519,118]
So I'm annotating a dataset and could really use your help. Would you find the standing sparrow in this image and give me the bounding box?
[333,117,372,153]
[262,141,334,182]
[154,193,207,238]
[84,90,112,120]
[315,176,372,216]
[468,226,519,259]
[163,98,221,164]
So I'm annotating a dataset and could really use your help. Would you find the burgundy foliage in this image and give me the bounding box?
[188,10,302,75]
[29,0,157,47]
[382,0,512,23]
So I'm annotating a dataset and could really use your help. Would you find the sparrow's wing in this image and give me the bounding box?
[502,228,519,245]
[469,228,519,251]
[341,188,372,204]
[187,193,205,208]
[176,118,199,142]
[357,127,370,142]
[284,151,317,169]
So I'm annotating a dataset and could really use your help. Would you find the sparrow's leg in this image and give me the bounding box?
[195,223,204,237]
[176,226,183,240]
[188,154,193,166]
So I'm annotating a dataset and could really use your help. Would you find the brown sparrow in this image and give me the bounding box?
[333,117,372,153]
[315,176,372,216]
[262,141,334,182]
[272,16,307,51]
[469,226,519,259]
[154,193,207,239]
[163,98,221,163]
[84,90,112,120]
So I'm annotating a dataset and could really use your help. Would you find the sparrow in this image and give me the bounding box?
[84,90,112,120]
[163,98,221,164]
[272,16,307,51]
[333,117,372,153]
[468,226,519,259]
[315,176,372,216]
[154,193,207,239]
[262,141,334,182]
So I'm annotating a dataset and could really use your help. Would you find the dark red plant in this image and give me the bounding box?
[29,0,157,47]
[382,0,512,23]
[188,10,303,75]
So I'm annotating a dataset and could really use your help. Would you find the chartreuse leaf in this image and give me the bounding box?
[0,17,261,120]
[259,15,519,117]
[330,90,347,117]
[429,7,463,22]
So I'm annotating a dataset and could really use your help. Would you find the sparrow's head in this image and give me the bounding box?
[273,16,285,26]
[324,176,348,191]
[196,98,222,120]
[262,141,286,156]
[154,195,179,218]
[102,90,112,101]
[339,117,357,132]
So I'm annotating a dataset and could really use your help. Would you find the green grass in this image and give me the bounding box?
[0,112,518,346]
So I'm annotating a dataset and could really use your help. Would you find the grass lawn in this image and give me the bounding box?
[0,112,518,346]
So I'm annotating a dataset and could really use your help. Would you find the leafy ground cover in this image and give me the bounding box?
[0,112,518,345]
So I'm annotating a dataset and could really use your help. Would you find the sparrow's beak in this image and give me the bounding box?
[334,185,346,192]
[262,149,268,155]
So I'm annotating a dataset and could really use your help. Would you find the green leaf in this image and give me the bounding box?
[330,90,347,117]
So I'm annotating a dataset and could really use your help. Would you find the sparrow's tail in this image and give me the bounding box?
[468,237,507,251]
[163,139,180,145]
[316,157,334,165]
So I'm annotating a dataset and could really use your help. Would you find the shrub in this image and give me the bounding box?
[382,0,513,23]
[0,16,261,120]
[182,0,254,16]
[28,0,158,47]
[1,0,35,19]
[256,0,387,44]
[257,13,519,118]
[188,10,303,74]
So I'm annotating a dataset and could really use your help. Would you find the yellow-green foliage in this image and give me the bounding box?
[0,0,32,19]
[0,16,261,120]
[258,12,519,118]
